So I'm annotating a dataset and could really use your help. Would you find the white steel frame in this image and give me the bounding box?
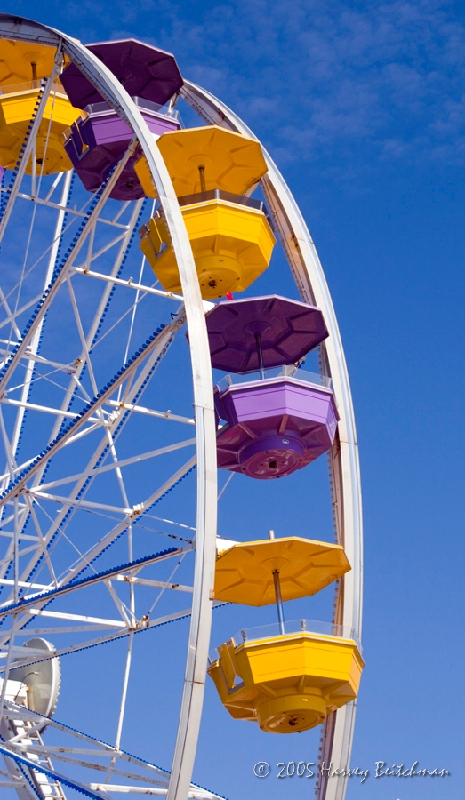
[0,13,363,800]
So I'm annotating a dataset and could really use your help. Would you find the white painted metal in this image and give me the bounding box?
[71,267,184,301]
[0,313,185,508]
[9,172,72,463]
[181,79,364,800]
[0,55,61,244]
[0,549,189,621]
[0,685,227,799]
[89,787,221,798]
[0,190,133,229]
[40,36,219,798]
[0,139,138,402]
[35,438,197,492]
[0,19,218,793]
[0,13,361,800]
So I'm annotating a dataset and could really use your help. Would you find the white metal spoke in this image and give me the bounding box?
[0,137,139,401]
[71,267,183,302]
[2,190,131,229]
[0,547,190,620]
[29,491,129,516]
[0,53,61,243]
[36,438,196,493]
[65,277,99,397]
[105,632,133,781]
[0,607,194,672]
[0,293,45,334]
[114,576,193,593]
[0,288,21,339]
[0,397,96,421]
[22,493,57,586]
[75,230,127,270]
[26,609,127,628]
[106,401,195,425]
[0,313,183,510]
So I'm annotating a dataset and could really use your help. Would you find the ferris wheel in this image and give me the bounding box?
[0,13,363,800]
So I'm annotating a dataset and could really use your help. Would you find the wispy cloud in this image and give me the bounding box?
[55,0,465,166]
[159,0,465,165]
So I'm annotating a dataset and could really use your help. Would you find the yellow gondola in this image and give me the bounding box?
[0,85,81,174]
[0,40,80,174]
[139,196,275,300]
[208,628,364,733]
[138,125,274,299]
[209,532,364,732]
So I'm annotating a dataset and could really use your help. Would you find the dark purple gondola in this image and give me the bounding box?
[61,40,182,200]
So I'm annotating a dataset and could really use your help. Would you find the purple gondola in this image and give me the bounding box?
[214,371,338,479]
[61,39,182,200]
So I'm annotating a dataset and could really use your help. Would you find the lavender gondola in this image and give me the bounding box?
[63,100,179,200]
[61,39,182,200]
[214,370,338,479]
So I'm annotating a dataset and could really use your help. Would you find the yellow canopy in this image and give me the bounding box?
[214,537,350,606]
[0,40,58,87]
[156,125,268,196]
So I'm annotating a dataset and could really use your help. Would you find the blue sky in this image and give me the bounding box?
[1,2,464,799]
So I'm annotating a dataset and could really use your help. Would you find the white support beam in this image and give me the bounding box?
[0,606,194,673]
[1,397,98,421]
[0,548,188,620]
[36,437,196,492]
[26,609,127,627]
[5,190,132,229]
[71,267,183,301]
[0,312,185,509]
[89,786,221,799]
[2,700,171,778]
[106,401,195,426]
[0,55,61,243]
[29,490,130,516]
[115,576,193,593]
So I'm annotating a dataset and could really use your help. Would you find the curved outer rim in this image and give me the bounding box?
[180,80,364,800]
[0,14,218,800]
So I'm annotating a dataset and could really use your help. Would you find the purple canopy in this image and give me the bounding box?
[61,39,183,109]
[205,295,328,373]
